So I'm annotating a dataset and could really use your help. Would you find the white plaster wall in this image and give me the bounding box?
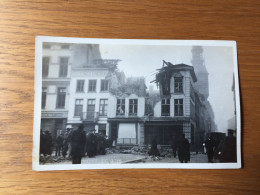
[153,101,161,117]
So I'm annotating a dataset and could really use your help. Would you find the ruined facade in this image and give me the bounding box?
[149,62,211,151]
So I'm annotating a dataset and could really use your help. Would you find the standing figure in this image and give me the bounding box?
[177,134,190,163]
[70,125,87,164]
[148,136,160,156]
[40,129,45,155]
[204,135,215,163]
[171,136,178,158]
[219,129,237,162]
[86,131,98,157]
[44,131,53,156]
[55,133,64,157]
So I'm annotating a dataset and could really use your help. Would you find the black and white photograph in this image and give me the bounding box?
[33,37,241,170]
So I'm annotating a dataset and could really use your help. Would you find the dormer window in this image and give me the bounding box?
[174,76,183,93]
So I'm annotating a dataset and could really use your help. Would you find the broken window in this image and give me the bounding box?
[161,98,170,116]
[174,77,183,93]
[174,99,183,116]
[129,99,138,116]
[116,99,125,116]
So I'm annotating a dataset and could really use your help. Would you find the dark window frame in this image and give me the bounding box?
[59,57,69,77]
[161,98,170,116]
[100,80,109,91]
[42,57,50,78]
[174,99,183,116]
[129,99,138,116]
[76,80,85,92]
[174,77,183,93]
[56,87,66,109]
[61,44,70,49]
[99,99,108,116]
[42,87,47,109]
[116,99,125,116]
[88,80,97,92]
[74,99,83,117]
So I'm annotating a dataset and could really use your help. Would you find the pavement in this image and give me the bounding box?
[43,152,209,165]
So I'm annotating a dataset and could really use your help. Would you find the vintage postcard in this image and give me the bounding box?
[33,36,241,171]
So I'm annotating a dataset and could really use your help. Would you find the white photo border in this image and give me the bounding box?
[33,36,241,171]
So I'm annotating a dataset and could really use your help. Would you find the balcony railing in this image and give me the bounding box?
[80,111,99,122]
[117,138,137,145]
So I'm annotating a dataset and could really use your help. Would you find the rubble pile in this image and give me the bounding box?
[40,155,66,164]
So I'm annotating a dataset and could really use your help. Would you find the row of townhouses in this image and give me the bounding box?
[41,43,216,151]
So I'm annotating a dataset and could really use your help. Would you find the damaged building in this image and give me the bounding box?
[147,61,214,151]
[107,77,147,146]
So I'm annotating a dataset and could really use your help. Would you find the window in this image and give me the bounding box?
[161,99,170,116]
[56,87,66,108]
[88,80,96,92]
[42,57,50,77]
[174,77,183,93]
[76,80,85,92]
[59,57,69,77]
[116,99,125,116]
[100,80,109,91]
[87,99,96,121]
[99,99,108,116]
[129,99,138,116]
[43,44,51,49]
[174,99,183,116]
[74,99,83,117]
[98,124,106,135]
[61,44,70,49]
[42,87,47,109]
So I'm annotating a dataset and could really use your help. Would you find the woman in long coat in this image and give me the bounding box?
[70,125,86,164]
[178,134,190,163]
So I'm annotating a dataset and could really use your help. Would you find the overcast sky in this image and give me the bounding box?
[100,44,235,132]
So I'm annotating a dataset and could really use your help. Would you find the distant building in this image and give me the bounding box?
[41,43,73,139]
[191,46,216,133]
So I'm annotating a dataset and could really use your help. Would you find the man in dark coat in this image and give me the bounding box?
[44,130,52,156]
[40,129,45,155]
[70,125,87,164]
[171,136,178,158]
[177,134,190,163]
[55,133,64,157]
[219,129,237,162]
[148,136,160,156]
[204,135,215,163]
[86,131,98,157]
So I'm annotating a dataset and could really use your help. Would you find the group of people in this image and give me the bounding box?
[149,134,190,163]
[40,125,107,164]
[204,130,237,163]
